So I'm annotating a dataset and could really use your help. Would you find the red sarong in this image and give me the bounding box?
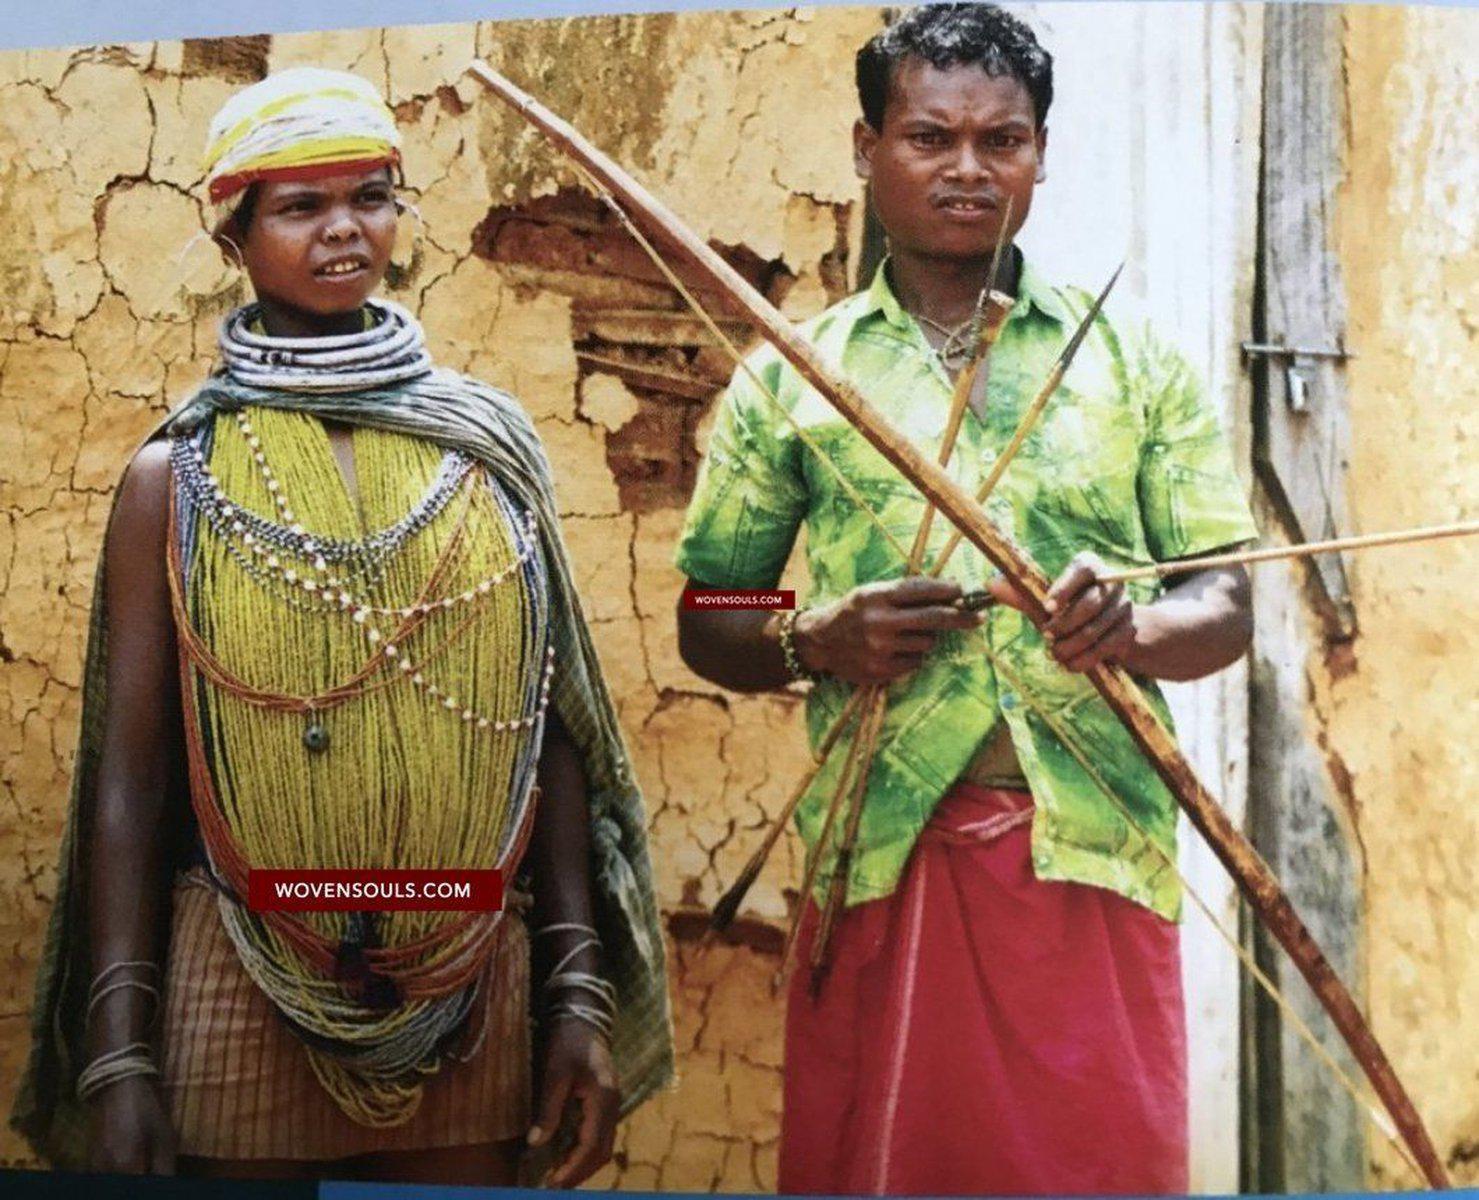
[778,783,1188,1196]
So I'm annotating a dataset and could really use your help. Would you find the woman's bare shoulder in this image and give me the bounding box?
[107,439,173,564]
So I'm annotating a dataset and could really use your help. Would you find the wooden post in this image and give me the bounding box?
[1247,5,1364,1190]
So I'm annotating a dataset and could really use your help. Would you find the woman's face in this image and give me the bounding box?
[232,165,397,320]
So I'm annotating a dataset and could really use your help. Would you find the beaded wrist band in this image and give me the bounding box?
[777,608,823,685]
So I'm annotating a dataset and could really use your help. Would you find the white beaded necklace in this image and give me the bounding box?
[174,413,552,739]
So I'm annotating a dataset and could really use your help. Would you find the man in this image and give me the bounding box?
[674,5,1257,1194]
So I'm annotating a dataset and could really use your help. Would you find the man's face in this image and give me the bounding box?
[854,59,1046,263]
[235,166,397,317]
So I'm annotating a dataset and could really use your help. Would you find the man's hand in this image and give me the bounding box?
[529,1019,620,1188]
[986,552,1253,681]
[88,1076,178,1175]
[987,551,1136,674]
[794,577,984,686]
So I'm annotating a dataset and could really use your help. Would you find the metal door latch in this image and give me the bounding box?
[1241,341,1355,414]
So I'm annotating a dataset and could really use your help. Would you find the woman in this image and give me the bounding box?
[12,67,671,1185]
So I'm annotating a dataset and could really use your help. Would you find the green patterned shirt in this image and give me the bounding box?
[675,259,1257,919]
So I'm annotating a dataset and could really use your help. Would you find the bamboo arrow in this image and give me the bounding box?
[713,277,1013,942]
[1098,519,1479,583]
[928,261,1124,574]
[707,686,867,934]
[465,60,1450,1188]
[809,245,1020,994]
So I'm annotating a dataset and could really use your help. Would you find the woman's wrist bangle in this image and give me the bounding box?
[547,1000,614,1043]
[778,608,823,684]
[76,1042,158,1102]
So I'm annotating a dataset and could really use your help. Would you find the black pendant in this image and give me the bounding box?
[302,721,330,753]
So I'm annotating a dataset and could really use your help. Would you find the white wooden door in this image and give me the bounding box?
[1013,4,1264,1190]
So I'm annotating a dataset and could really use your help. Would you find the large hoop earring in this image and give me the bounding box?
[214,230,245,269]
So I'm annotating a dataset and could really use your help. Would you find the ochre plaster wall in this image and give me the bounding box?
[0,11,880,1183]
[1334,6,1478,1185]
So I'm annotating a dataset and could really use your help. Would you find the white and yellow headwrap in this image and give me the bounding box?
[202,67,402,206]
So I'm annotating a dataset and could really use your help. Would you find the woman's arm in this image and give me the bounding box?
[524,710,620,1187]
[85,440,183,1174]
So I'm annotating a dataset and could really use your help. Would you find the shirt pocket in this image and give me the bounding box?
[1021,459,1144,568]
[990,613,1098,710]
[804,432,929,587]
[875,671,987,798]
[1138,449,1257,562]
[1011,390,1145,559]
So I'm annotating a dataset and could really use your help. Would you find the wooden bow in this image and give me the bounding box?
[465,61,1450,1189]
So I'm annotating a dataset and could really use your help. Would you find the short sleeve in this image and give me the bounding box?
[1134,326,1259,562]
[674,352,808,588]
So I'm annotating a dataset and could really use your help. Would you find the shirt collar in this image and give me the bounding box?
[861,252,1071,330]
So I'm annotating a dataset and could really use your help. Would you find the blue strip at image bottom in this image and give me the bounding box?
[1,1168,315,1197]
[4,1173,1478,1199]
[322,1189,1471,1200]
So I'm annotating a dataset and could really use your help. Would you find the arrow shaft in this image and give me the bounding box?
[1101,519,1479,583]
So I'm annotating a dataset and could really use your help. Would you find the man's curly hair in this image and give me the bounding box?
[857,4,1054,130]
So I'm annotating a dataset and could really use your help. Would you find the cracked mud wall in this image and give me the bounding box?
[0,9,881,1181]
[1331,7,1478,1185]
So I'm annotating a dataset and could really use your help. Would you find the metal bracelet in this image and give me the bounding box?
[85,961,162,1030]
[545,971,617,1009]
[546,1000,614,1042]
[76,1042,159,1102]
[86,978,161,1026]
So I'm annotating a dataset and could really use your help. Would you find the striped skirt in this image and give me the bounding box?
[159,869,532,1161]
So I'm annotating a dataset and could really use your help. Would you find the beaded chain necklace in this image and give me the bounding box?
[169,413,554,752]
[913,311,982,373]
[168,406,554,1126]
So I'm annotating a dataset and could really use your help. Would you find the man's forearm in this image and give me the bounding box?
[679,577,980,691]
[1116,565,1252,682]
[676,608,794,692]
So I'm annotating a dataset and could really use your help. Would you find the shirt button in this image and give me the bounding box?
[1034,852,1051,868]
[1001,694,1017,710]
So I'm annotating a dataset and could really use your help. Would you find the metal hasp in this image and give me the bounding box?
[1241,341,1355,415]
